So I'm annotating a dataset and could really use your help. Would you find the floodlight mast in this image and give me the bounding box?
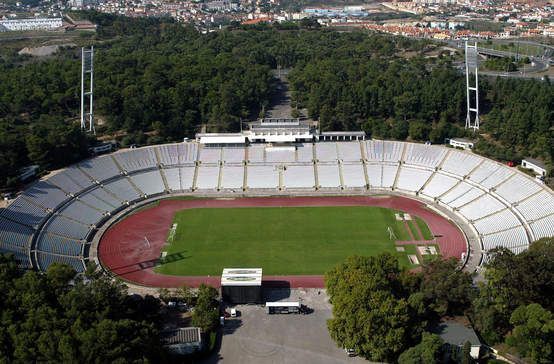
[80,46,95,134]
[465,41,479,131]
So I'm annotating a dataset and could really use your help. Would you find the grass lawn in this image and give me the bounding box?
[155,206,430,276]
[415,216,434,240]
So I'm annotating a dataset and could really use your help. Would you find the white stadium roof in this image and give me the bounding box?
[221,268,262,286]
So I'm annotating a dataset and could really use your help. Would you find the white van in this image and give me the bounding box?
[230,308,237,317]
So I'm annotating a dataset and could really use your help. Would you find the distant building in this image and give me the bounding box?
[0,18,62,31]
[521,158,547,177]
[161,327,202,355]
[196,118,365,144]
[449,138,474,150]
[432,320,482,360]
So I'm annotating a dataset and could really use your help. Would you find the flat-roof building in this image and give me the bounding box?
[221,268,262,304]
[521,158,547,177]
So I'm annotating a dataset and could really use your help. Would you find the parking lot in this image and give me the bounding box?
[200,289,368,364]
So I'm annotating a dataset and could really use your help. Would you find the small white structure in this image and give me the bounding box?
[521,158,547,177]
[221,268,263,304]
[449,138,474,150]
[0,18,62,31]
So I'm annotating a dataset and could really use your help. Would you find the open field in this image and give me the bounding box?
[155,206,426,276]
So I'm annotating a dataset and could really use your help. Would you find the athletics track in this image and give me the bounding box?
[98,196,467,288]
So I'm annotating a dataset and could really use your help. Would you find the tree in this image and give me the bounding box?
[192,284,219,333]
[0,254,163,362]
[178,285,195,305]
[397,333,444,364]
[419,258,474,317]
[506,304,554,363]
[326,255,415,362]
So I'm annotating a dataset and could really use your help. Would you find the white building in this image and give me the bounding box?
[0,18,63,31]
[449,138,474,150]
[521,158,547,177]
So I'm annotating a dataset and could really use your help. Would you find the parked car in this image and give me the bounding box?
[344,348,357,357]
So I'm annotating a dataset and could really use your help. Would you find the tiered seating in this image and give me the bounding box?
[179,166,195,190]
[317,164,340,188]
[37,252,84,272]
[195,166,219,189]
[440,182,483,208]
[364,140,384,161]
[296,144,313,162]
[440,150,482,177]
[472,209,521,235]
[479,165,515,190]
[381,164,399,188]
[1,197,49,228]
[79,155,121,182]
[220,166,244,189]
[403,143,447,168]
[266,148,295,163]
[458,194,505,221]
[157,143,197,166]
[284,165,314,188]
[79,188,121,210]
[382,141,404,162]
[44,215,91,240]
[20,181,69,210]
[0,217,34,249]
[248,145,265,163]
[162,168,181,191]
[59,200,105,226]
[342,164,366,188]
[495,174,542,204]
[366,164,383,188]
[103,178,141,202]
[157,144,183,166]
[222,147,245,164]
[48,170,89,195]
[198,146,221,164]
[395,166,433,192]
[421,173,459,198]
[61,166,96,190]
[316,143,338,162]
[337,142,362,162]
[529,215,554,240]
[131,170,165,196]
[481,226,528,252]
[37,233,83,256]
[515,191,554,221]
[466,160,498,184]
[114,147,158,172]
[247,165,278,189]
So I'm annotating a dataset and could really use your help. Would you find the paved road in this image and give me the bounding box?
[200,289,372,364]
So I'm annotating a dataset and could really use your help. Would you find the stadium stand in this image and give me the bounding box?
[220,166,244,190]
[162,168,182,192]
[1,140,553,272]
[196,166,220,190]
[284,165,315,189]
[130,170,166,196]
[114,147,158,172]
[317,164,341,188]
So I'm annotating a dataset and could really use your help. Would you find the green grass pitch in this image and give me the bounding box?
[155,206,431,276]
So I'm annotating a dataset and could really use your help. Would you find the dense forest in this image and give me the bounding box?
[326,237,554,363]
[0,13,552,188]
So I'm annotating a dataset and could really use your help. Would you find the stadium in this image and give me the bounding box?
[1,117,553,288]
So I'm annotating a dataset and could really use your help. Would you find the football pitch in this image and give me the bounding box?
[155,206,429,276]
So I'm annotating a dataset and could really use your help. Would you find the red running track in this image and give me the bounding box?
[98,196,467,288]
